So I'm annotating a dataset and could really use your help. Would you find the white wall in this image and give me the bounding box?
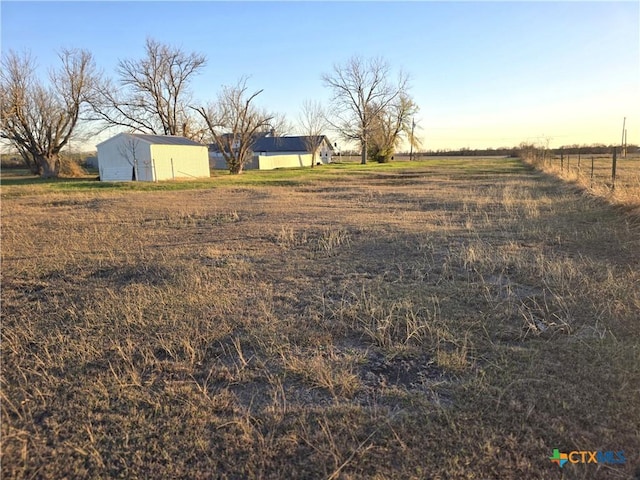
[135,146,153,181]
[319,140,333,163]
[257,154,310,170]
[97,134,150,181]
[210,147,331,171]
[257,149,331,169]
[150,144,210,180]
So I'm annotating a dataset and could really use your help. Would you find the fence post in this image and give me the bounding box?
[560,148,564,172]
[611,147,617,191]
[590,156,594,188]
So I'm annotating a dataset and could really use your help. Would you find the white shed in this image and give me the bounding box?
[97,133,210,182]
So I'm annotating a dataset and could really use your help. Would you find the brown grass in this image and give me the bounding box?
[2,158,639,479]
[524,153,640,216]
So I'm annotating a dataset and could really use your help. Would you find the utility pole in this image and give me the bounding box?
[409,117,415,161]
[621,117,626,158]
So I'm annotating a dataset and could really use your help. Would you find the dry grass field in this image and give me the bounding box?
[2,158,639,479]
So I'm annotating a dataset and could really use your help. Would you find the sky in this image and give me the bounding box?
[1,1,638,152]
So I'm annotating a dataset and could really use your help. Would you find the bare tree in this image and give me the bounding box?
[193,78,274,174]
[368,93,419,163]
[298,100,328,168]
[322,56,408,164]
[1,49,99,177]
[91,38,206,138]
[270,112,295,138]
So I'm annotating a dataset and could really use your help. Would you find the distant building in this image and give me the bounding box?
[97,133,210,181]
[210,135,334,170]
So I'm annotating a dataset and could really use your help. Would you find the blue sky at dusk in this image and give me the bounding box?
[1,1,638,151]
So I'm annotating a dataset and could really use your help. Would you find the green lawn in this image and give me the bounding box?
[1,157,525,194]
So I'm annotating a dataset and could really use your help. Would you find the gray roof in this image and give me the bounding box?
[128,133,204,146]
[252,136,333,153]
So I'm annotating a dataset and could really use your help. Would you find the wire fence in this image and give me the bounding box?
[522,147,640,211]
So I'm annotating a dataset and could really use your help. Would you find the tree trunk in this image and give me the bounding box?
[229,162,243,174]
[37,154,60,178]
[361,138,367,165]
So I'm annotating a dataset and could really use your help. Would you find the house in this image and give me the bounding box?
[209,135,334,170]
[97,133,210,181]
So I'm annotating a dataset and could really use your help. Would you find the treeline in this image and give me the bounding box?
[416,144,637,158]
[548,144,637,155]
[419,147,519,157]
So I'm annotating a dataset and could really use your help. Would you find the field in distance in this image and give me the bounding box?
[2,157,639,479]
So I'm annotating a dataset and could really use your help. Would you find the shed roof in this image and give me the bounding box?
[129,134,204,146]
[97,133,204,148]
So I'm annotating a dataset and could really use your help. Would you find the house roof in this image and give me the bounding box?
[208,135,334,154]
[97,133,204,147]
[252,136,334,153]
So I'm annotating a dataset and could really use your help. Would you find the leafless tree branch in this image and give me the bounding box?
[322,56,409,164]
[89,38,206,139]
[193,77,274,174]
[1,49,99,177]
[299,100,328,168]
